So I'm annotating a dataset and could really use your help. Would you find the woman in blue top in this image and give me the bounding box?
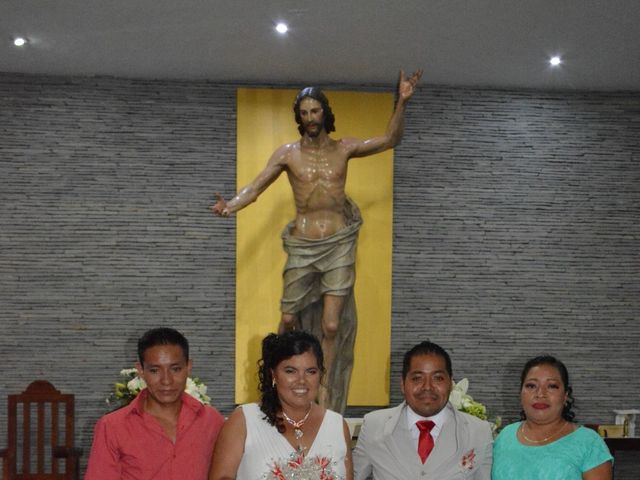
[492,355,612,480]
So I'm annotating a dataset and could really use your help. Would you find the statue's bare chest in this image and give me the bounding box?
[288,145,348,183]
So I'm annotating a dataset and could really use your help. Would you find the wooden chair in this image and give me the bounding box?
[0,380,82,480]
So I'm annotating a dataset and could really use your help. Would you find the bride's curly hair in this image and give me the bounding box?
[519,355,576,422]
[258,331,324,432]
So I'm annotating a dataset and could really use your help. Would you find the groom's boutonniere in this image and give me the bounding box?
[461,449,476,471]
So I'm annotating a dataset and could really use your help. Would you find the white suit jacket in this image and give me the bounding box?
[353,402,493,480]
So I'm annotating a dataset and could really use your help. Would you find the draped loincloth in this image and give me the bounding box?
[280,198,362,413]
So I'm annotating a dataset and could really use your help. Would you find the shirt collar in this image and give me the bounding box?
[127,388,203,417]
[405,402,451,441]
[128,388,148,416]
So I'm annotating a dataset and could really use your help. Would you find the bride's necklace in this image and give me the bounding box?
[520,420,568,444]
[282,404,313,440]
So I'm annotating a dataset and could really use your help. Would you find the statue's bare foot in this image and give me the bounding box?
[278,314,298,334]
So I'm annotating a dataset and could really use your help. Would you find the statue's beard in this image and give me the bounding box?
[304,122,322,137]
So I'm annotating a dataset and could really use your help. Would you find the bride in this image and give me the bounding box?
[209,330,353,480]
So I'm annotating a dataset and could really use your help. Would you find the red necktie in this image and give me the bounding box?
[416,420,435,464]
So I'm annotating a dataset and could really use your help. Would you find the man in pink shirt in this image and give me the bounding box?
[85,328,225,480]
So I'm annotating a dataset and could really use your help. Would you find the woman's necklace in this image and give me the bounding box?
[282,404,313,440]
[520,420,568,444]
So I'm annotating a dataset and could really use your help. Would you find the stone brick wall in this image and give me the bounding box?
[1,73,638,477]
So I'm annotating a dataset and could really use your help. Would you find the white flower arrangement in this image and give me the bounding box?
[105,367,211,408]
[449,378,487,420]
[449,378,502,435]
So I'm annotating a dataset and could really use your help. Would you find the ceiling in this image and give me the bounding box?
[2,0,640,91]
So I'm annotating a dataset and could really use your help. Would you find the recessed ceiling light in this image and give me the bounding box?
[275,23,288,34]
[549,56,562,66]
[13,37,27,47]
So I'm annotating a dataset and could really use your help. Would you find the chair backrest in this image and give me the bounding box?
[4,380,78,480]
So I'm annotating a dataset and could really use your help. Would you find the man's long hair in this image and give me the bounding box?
[293,87,336,136]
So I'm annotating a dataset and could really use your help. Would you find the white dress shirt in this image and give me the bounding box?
[405,404,451,449]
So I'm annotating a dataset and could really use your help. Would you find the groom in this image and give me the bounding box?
[353,340,493,479]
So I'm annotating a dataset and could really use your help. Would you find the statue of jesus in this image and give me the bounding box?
[212,70,422,412]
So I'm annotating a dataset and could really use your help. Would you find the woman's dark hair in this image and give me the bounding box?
[293,87,336,136]
[258,330,324,432]
[519,355,576,422]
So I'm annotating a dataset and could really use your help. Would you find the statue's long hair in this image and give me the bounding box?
[293,87,336,136]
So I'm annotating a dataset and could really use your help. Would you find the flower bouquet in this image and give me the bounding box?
[267,452,340,480]
[105,367,210,409]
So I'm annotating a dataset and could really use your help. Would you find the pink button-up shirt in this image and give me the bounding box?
[85,389,224,480]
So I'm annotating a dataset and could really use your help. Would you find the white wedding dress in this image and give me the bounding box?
[236,403,347,480]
